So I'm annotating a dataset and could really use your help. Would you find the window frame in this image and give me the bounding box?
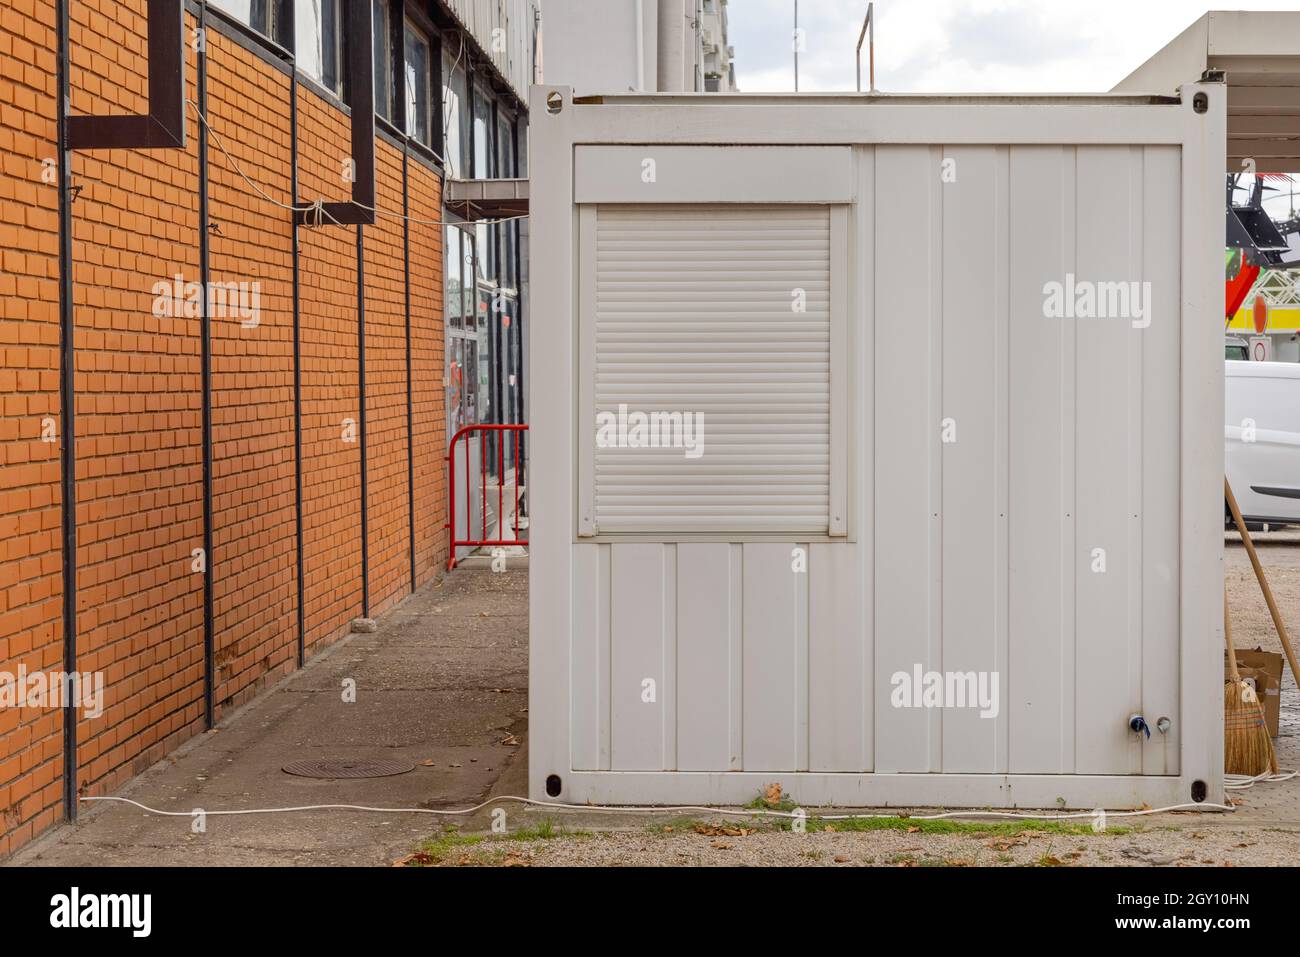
[208,0,292,47]
[402,15,437,149]
[294,0,344,97]
[371,0,397,123]
[572,146,854,540]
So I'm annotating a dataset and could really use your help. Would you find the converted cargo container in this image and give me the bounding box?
[529,81,1226,808]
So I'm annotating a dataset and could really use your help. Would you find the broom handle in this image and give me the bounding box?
[1225,581,1241,682]
[1225,476,1300,685]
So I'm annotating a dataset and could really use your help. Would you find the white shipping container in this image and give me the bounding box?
[529,82,1226,809]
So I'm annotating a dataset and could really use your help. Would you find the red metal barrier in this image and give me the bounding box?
[446,424,528,570]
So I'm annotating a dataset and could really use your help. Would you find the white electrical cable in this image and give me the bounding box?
[1225,769,1299,790]
[81,793,1243,821]
[186,98,529,229]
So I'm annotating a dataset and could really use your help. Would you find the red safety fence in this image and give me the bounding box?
[446,424,528,570]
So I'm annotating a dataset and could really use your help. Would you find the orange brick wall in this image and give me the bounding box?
[364,139,411,616]
[297,87,363,650]
[69,1,206,806]
[205,35,298,717]
[0,0,64,856]
[408,160,446,582]
[0,2,450,858]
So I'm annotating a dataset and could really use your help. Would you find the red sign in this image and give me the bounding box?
[1253,294,1268,334]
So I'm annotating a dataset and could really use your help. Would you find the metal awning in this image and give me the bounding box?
[1114,11,1300,172]
[444,178,529,221]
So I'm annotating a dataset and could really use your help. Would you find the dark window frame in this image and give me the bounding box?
[294,0,344,96]
[208,0,292,47]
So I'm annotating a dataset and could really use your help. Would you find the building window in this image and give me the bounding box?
[441,55,470,178]
[473,80,495,281]
[404,20,433,147]
[210,0,291,46]
[372,0,393,120]
[496,110,517,289]
[295,0,343,95]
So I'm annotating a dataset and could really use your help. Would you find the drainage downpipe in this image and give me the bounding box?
[55,0,77,822]
[197,0,216,728]
[290,61,304,667]
[358,225,369,618]
[403,144,415,594]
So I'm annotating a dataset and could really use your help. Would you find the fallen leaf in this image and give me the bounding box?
[764,782,783,805]
[907,825,921,833]
[833,855,850,864]
[501,734,520,746]
[710,840,732,850]
[1039,855,1066,867]
[418,759,436,767]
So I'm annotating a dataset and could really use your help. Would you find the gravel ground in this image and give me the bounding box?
[404,815,1300,868]
[1225,528,1300,664]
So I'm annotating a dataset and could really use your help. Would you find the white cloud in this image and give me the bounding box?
[727,0,1300,93]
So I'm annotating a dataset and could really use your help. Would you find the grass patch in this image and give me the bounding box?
[406,817,590,866]
[772,815,1128,836]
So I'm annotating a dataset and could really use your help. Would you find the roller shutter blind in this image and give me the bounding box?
[590,204,833,533]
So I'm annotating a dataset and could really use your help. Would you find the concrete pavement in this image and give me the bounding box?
[9,557,528,867]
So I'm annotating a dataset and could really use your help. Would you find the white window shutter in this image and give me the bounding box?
[587,204,834,534]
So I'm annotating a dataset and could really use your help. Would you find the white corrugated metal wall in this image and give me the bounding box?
[443,0,538,98]
[531,88,1225,809]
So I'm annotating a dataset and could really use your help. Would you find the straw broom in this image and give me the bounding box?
[1224,581,1278,776]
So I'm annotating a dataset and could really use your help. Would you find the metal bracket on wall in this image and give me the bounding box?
[294,0,375,226]
[66,0,186,150]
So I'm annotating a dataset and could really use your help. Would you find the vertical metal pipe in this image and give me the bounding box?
[290,48,304,667]
[197,0,215,729]
[403,145,415,594]
[55,0,78,823]
[793,0,799,92]
[357,224,369,618]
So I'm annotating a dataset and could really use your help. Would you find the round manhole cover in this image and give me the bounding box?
[282,758,415,780]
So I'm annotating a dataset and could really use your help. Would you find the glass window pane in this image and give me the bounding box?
[373,0,392,119]
[296,0,341,94]
[445,226,462,330]
[404,23,431,145]
[472,83,492,178]
[211,0,254,23]
[441,58,469,178]
[461,235,475,316]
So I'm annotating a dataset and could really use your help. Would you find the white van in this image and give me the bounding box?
[1226,360,1300,525]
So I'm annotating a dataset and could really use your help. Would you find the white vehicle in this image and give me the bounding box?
[1226,360,1300,526]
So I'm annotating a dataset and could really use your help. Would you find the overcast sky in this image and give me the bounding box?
[725,0,1300,211]
[728,0,1300,94]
